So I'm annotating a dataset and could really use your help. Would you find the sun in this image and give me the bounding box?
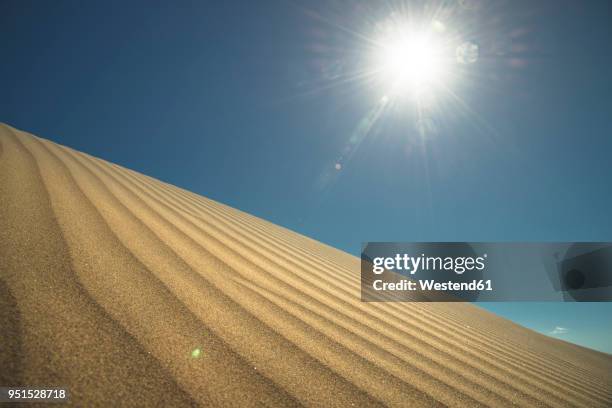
[373,23,451,98]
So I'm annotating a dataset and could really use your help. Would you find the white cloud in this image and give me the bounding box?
[549,326,569,335]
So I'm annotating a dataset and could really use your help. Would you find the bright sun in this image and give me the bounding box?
[374,24,450,98]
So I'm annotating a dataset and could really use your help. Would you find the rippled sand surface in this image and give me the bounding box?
[1,124,611,407]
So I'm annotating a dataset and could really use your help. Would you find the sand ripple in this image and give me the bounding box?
[1,124,611,407]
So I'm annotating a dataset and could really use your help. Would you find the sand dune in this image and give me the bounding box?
[1,123,611,407]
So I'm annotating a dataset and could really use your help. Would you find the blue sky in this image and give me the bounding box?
[2,0,611,353]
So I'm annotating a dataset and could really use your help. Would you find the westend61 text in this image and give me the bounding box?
[372,279,493,292]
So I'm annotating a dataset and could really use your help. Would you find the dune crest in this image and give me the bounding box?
[1,123,611,407]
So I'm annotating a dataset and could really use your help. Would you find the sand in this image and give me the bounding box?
[0,123,611,407]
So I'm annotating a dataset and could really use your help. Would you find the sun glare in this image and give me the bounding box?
[374,23,451,98]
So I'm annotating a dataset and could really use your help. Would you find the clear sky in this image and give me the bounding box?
[2,0,611,353]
